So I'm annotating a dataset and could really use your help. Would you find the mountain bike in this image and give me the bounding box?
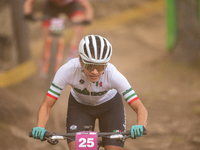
[29,125,147,150]
[25,15,90,87]
[41,17,66,87]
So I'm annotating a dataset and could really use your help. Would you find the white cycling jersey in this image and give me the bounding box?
[47,58,138,106]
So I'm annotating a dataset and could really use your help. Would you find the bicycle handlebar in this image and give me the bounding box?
[29,128,147,146]
[24,14,91,26]
[29,128,147,138]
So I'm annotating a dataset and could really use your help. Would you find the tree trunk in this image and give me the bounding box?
[173,0,200,64]
[10,0,31,63]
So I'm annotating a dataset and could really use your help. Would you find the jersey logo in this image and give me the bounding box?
[79,79,85,84]
[122,87,133,96]
[96,81,102,87]
[74,88,89,95]
[74,88,107,96]
[70,125,77,131]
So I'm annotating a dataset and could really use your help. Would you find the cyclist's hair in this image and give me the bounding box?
[79,35,112,63]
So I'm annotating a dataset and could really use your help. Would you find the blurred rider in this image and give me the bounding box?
[31,35,148,150]
[24,0,94,61]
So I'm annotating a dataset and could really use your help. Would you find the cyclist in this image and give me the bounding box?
[31,35,148,150]
[23,0,94,61]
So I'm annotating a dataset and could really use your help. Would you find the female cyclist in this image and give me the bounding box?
[31,35,148,150]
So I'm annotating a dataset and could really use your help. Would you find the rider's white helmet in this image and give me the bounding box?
[79,35,112,63]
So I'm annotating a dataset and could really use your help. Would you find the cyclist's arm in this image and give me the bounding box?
[79,0,94,21]
[129,99,148,128]
[23,0,36,14]
[108,64,148,128]
[36,95,57,128]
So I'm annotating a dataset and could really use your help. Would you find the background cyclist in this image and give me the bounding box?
[23,0,94,62]
[31,35,148,150]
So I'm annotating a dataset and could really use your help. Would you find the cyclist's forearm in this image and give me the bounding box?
[36,103,51,128]
[130,99,148,128]
[136,106,148,128]
[23,0,35,14]
[80,0,94,21]
[85,5,94,21]
[36,96,56,128]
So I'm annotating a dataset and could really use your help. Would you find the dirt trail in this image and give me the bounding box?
[1,1,200,150]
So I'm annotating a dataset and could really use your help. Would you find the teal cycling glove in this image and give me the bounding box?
[32,127,47,140]
[131,125,144,139]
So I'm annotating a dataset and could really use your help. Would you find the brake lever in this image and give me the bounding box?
[45,137,59,145]
[117,136,127,144]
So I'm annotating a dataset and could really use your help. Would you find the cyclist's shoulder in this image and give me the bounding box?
[107,62,115,68]
[105,63,118,73]
[63,57,80,69]
[102,63,120,80]
[55,58,80,80]
[56,58,79,74]
[105,63,127,80]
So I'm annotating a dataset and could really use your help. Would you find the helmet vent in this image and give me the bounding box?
[95,36,101,59]
[83,44,89,57]
[88,36,95,58]
[102,39,108,59]
[106,46,111,59]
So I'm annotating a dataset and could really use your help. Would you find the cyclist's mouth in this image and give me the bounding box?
[90,75,98,79]
[89,75,99,80]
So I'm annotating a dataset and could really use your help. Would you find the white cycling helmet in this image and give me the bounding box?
[79,35,112,63]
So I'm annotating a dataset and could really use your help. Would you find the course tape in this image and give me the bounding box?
[0,0,164,88]
[86,0,164,31]
[0,59,37,87]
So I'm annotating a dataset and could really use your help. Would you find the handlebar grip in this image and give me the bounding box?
[29,132,33,137]
[126,127,147,136]
[29,131,51,138]
[126,128,147,136]
[24,14,35,21]
[143,127,147,135]
[72,20,91,26]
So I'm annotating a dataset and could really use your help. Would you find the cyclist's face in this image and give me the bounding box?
[80,58,105,82]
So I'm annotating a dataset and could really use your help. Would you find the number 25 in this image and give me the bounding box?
[79,138,94,148]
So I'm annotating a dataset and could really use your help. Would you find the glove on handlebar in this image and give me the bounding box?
[32,127,47,141]
[130,125,144,139]
[72,20,91,26]
[82,20,91,25]
[24,14,35,21]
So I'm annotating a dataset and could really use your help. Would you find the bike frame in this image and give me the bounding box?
[42,18,65,86]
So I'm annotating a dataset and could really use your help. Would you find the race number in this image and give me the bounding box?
[76,131,97,150]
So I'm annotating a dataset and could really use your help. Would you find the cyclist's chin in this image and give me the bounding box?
[88,76,100,82]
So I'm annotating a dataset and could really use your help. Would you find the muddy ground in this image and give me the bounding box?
[1,0,200,150]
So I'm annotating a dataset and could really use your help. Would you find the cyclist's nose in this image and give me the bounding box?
[91,68,98,74]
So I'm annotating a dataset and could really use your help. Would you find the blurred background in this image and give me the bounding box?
[0,0,200,149]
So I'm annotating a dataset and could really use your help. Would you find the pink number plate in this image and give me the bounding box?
[76,131,97,150]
